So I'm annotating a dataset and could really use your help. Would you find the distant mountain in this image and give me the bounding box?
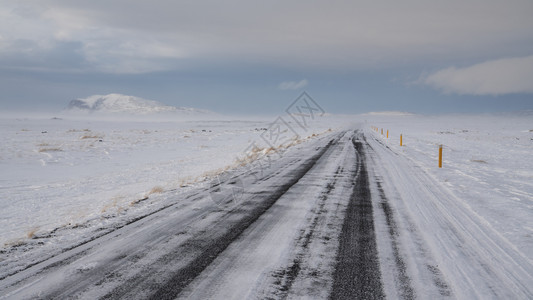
[496,110,533,117]
[65,94,211,115]
[363,111,415,116]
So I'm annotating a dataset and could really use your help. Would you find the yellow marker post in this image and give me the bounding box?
[381,128,383,135]
[438,145,443,168]
[400,134,403,146]
[386,130,389,139]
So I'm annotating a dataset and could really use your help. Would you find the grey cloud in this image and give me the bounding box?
[421,55,533,95]
[1,1,533,74]
[0,39,86,71]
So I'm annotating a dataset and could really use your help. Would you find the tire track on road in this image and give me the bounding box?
[330,133,385,300]
[267,165,342,298]
[375,180,416,299]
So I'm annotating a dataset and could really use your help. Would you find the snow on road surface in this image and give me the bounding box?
[1,113,532,299]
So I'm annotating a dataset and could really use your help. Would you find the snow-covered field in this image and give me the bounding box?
[366,112,533,262]
[1,110,532,297]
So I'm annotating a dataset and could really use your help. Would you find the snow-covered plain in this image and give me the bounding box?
[0,118,249,243]
[366,112,533,263]
[1,110,532,297]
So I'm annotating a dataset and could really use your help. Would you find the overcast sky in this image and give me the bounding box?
[1,0,532,114]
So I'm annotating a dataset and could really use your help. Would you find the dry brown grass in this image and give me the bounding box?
[101,196,122,213]
[38,147,62,152]
[470,159,488,164]
[4,239,26,248]
[178,177,191,187]
[264,147,276,155]
[80,135,103,140]
[26,227,39,239]
[67,128,91,133]
[130,196,149,206]
[148,186,164,195]
[130,186,166,206]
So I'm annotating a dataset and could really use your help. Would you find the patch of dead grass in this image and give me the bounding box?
[26,227,39,239]
[470,159,488,164]
[80,135,103,140]
[38,147,62,152]
[148,186,164,195]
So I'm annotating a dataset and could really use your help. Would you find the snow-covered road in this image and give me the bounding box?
[1,126,532,299]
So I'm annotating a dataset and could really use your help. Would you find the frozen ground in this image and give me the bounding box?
[0,111,532,298]
[366,112,533,262]
[0,117,257,244]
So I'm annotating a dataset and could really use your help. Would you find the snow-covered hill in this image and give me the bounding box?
[65,94,211,115]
